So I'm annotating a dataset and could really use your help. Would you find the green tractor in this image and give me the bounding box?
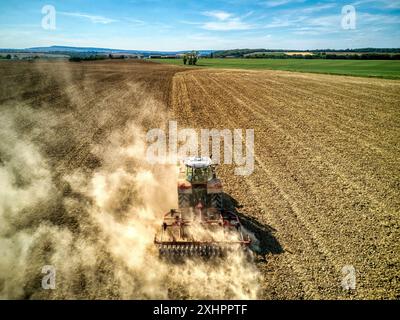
[183,51,198,65]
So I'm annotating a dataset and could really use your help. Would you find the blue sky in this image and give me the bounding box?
[0,0,399,50]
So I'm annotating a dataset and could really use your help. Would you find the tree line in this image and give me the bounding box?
[211,48,400,60]
[244,53,400,60]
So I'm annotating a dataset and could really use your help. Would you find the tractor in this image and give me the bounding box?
[154,157,251,258]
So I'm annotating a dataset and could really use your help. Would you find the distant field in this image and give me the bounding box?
[153,58,400,79]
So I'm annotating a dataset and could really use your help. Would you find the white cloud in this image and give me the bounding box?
[60,12,117,24]
[179,20,203,25]
[352,0,400,9]
[261,3,338,30]
[264,16,306,28]
[307,15,341,28]
[384,0,400,9]
[125,18,146,26]
[352,0,375,5]
[359,13,400,24]
[202,19,254,31]
[279,2,337,15]
[264,0,305,8]
[300,3,337,14]
[203,11,232,21]
[200,11,254,31]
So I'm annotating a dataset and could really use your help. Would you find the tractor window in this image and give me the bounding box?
[193,168,204,182]
[186,166,193,181]
[193,168,212,182]
[186,166,213,182]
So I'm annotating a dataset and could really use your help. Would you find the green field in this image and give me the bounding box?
[153,58,400,79]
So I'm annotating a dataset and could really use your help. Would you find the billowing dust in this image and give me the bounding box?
[0,61,260,299]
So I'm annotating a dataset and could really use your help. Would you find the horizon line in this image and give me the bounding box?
[1,45,400,52]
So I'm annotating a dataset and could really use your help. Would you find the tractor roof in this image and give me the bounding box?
[184,157,212,169]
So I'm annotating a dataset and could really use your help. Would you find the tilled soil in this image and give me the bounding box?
[170,69,400,299]
[1,60,399,299]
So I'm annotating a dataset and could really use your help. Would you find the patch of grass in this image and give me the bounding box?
[153,58,400,79]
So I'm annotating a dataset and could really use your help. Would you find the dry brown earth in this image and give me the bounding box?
[1,60,399,299]
[170,68,400,299]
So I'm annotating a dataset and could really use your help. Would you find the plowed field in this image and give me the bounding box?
[170,69,400,299]
[0,60,399,299]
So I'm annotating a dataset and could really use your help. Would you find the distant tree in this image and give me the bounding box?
[6,54,11,59]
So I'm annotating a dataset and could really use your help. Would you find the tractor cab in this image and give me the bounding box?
[177,157,222,211]
[184,157,215,184]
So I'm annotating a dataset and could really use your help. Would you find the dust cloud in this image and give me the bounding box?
[0,61,260,300]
